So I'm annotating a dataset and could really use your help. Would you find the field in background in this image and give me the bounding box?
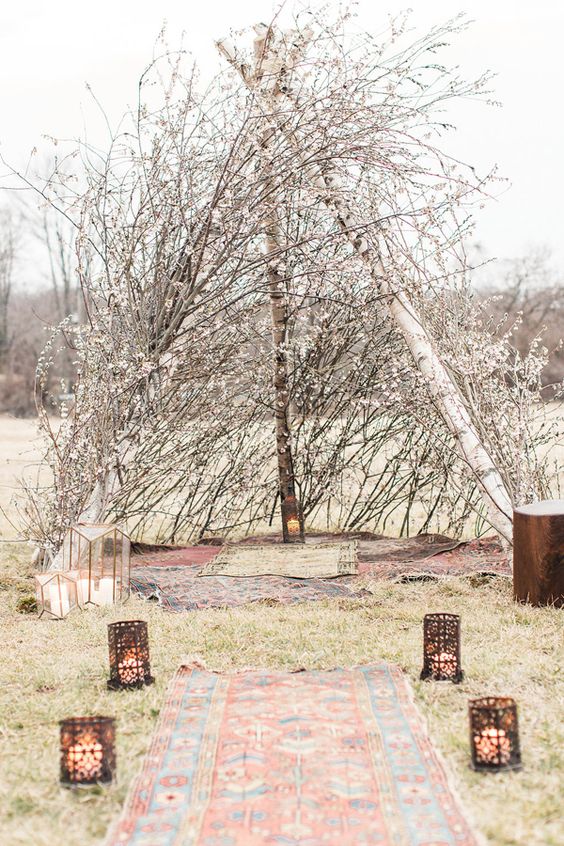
[0,416,45,537]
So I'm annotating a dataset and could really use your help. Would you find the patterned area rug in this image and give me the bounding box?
[132,546,222,569]
[232,531,462,561]
[198,541,358,579]
[358,536,510,580]
[105,663,479,846]
[131,566,365,612]
[129,536,509,612]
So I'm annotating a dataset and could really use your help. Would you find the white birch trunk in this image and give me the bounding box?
[265,207,299,504]
[217,30,514,546]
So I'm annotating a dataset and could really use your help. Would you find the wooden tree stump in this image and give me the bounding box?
[513,500,564,607]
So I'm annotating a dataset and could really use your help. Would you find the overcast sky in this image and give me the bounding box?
[1,0,563,272]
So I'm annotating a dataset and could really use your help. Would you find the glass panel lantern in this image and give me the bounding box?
[63,523,131,606]
[60,716,116,786]
[35,572,80,620]
[281,494,305,544]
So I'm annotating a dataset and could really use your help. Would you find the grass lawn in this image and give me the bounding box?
[1,542,562,846]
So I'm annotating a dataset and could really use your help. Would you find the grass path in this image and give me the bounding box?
[1,543,562,846]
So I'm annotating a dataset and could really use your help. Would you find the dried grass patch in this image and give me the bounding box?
[0,544,562,845]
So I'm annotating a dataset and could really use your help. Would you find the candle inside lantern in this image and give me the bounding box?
[49,583,70,618]
[429,651,457,677]
[468,696,521,772]
[474,727,511,766]
[420,613,463,683]
[66,732,104,781]
[60,716,115,786]
[118,648,144,685]
[287,517,300,534]
[281,495,305,544]
[78,577,92,605]
[107,620,154,690]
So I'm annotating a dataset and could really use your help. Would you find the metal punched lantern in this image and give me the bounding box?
[469,697,522,772]
[107,620,154,690]
[420,613,463,683]
[63,523,131,606]
[35,571,80,620]
[60,716,116,787]
[281,494,305,544]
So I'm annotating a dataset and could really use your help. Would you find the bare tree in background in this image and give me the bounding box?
[33,213,84,403]
[0,209,81,417]
[479,249,564,389]
[0,211,15,372]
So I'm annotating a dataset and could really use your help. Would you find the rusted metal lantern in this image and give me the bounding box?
[420,613,463,683]
[281,494,305,544]
[107,620,154,690]
[60,716,116,787]
[63,523,131,606]
[34,571,80,620]
[469,697,522,772]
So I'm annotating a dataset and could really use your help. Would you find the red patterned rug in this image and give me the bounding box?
[358,536,510,580]
[132,546,222,568]
[130,537,509,611]
[106,663,480,846]
[130,566,367,611]
[131,536,509,576]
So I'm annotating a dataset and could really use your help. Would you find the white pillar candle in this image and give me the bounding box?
[474,728,511,765]
[97,577,115,605]
[78,578,92,605]
[49,583,70,618]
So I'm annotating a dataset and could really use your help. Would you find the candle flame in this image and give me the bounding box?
[474,727,511,765]
[287,517,300,534]
[67,733,104,780]
[117,648,144,684]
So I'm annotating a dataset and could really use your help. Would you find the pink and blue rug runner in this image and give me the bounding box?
[106,663,478,845]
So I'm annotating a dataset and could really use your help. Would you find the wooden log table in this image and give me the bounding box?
[513,500,564,607]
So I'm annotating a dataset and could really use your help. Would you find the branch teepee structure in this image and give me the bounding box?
[217,21,514,545]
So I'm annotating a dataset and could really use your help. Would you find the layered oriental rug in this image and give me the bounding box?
[105,663,479,846]
[198,541,358,579]
[231,532,508,577]
[130,536,509,612]
[130,566,364,611]
[358,536,510,580]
